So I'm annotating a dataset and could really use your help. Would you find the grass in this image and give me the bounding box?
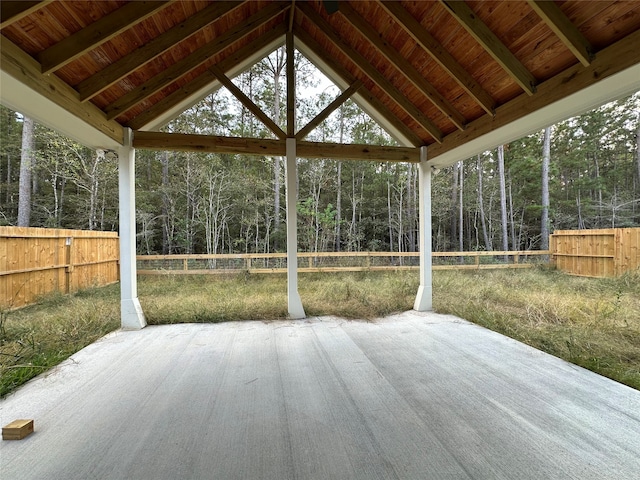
[1,268,638,397]
[434,268,640,390]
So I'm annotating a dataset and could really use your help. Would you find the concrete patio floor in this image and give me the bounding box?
[1,311,639,479]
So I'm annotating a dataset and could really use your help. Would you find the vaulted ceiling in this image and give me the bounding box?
[2,1,640,166]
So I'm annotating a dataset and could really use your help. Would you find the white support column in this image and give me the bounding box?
[118,128,146,329]
[414,146,433,311]
[285,138,306,319]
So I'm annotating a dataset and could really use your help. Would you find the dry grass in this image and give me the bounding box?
[434,268,640,390]
[1,268,638,397]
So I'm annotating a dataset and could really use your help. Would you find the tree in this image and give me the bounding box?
[17,116,35,227]
[497,144,509,252]
[541,127,551,250]
[476,153,492,250]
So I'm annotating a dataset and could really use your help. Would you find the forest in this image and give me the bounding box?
[1,49,639,255]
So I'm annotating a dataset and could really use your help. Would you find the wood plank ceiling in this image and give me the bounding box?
[2,0,640,160]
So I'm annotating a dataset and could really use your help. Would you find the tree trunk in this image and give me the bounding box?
[161,151,170,254]
[451,162,459,249]
[387,173,393,252]
[636,109,640,193]
[267,50,285,252]
[508,171,516,250]
[17,116,35,227]
[458,161,464,252]
[477,154,492,250]
[336,161,342,251]
[498,144,509,254]
[541,127,551,250]
[335,107,345,251]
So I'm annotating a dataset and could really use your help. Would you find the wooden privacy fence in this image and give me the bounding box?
[1,227,119,309]
[137,250,550,275]
[551,228,640,278]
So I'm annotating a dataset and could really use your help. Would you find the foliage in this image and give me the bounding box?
[2,270,639,397]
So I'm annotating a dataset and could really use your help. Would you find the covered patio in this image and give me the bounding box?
[2,313,639,479]
[2,2,640,478]
[2,1,640,326]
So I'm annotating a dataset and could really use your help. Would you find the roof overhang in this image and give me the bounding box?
[428,61,640,167]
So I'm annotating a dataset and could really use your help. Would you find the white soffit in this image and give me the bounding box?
[428,62,640,168]
[0,70,122,150]
[140,37,284,132]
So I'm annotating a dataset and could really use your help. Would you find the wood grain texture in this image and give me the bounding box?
[0,227,119,309]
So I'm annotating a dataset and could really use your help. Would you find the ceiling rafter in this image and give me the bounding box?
[439,0,537,96]
[38,1,170,75]
[126,25,287,131]
[0,1,53,29]
[104,3,287,121]
[427,28,640,163]
[527,0,593,67]
[379,1,495,116]
[297,3,442,143]
[210,64,287,140]
[76,1,244,102]
[294,25,423,147]
[338,2,465,131]
[295,80,363,140]
[0,35,123,142]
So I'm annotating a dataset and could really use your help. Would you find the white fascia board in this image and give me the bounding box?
[0,70,122,150]
[139,36,285,131]
[295,38,414,148]
[428,62,640,168]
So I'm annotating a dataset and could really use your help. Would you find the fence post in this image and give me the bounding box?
[64,236,72,294]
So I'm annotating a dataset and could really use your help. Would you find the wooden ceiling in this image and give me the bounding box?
[2,1,640,162]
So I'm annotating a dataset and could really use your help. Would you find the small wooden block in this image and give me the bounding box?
[2,419,34,440]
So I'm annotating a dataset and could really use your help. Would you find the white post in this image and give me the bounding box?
[414,146,433,311]
[285,138,306,319]
[118,128,146,329]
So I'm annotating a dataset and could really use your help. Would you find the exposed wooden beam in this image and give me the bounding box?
[104,3,286,121]
[294,25,423,147]
[0,1,53,29]
[427,28,640,162]
[133,131,420,162]
[379,1,495,116]
[0,36,123,143]
[210,65,287,139]
[76,1,243,102]
[288,1,296,32]
[528,0,593,67]
[339,2,465,131]
[286,31,295,136]
[295,80,362,140]
[38,1,170,75]
[126,25,287,131]
[439,0,537,96]
[133,131,286,156]
[297,3,443,143]
[297,141,419,162]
